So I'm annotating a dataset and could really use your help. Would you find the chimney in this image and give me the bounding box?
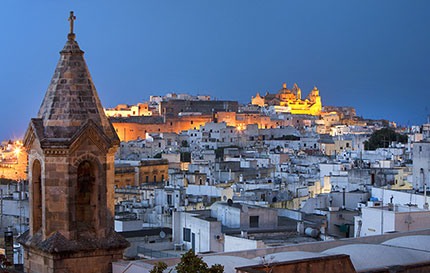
[342,188,346,209]
[4,229,13,267]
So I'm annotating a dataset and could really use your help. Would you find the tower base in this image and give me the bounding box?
[18,230,129,273]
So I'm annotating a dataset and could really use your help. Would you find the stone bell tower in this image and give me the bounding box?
[18,12,129,273]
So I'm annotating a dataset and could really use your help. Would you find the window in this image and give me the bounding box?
[154,175,157,183]
[161,174,164,181]
[32,160,42,233]
[146,176,149,183]
[77,161,96,232]
[250,216,259,228]
[183,228,191,242]
[167,195,172,206]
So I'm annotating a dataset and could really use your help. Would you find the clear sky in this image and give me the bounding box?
[1,0,429,140]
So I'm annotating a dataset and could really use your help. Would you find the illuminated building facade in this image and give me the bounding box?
[252,83,322,115]
[104,103,153,117]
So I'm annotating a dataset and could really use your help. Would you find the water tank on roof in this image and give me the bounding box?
[305,227,319,238]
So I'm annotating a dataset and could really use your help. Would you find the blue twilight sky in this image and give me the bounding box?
[0,0,429,140]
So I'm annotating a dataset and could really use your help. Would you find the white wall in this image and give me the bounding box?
[186,185,223,197]
[371,187,427,208]
[224,235,265,252]
[412,142,430,190]
[356,207,395,237]
[356,206,430,238]
[173,211,223,253]
[115,220,143,232]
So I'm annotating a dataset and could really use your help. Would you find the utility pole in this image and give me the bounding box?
[381,188,384,235]
[18,179,23,236]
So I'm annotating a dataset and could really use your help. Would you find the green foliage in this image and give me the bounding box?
[364,127,408,150]
[154,152,162,158]
[206,264,224,273]
[149,262,168,273]
[175,250,224,273]
[149,250,224,273]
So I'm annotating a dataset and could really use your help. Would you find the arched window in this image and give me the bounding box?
[76,161,96,232]
[32,160,42,233]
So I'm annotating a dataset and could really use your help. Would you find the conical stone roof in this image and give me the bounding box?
[36,36,117,141]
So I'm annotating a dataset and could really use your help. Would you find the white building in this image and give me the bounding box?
[172,210,223,253]
[412,141,430,190]
[210,202,278,230]
[354,205,430,237]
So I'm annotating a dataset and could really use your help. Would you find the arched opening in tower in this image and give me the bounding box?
[32,160,42,233]
[77,160,96,232]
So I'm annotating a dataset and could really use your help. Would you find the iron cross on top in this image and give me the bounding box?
[68,11,76,34]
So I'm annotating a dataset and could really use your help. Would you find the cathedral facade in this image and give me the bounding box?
[251,83,322,115]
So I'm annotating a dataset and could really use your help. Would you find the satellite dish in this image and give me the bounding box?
[159,231,166,239]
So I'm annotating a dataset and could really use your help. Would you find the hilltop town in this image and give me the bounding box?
[1,10,430,273]
[3,78,430,272]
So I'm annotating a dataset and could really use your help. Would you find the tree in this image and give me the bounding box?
[364,127,408,150]
[149,262,168,273]
[175,250,223,273]
[151,250,224,273]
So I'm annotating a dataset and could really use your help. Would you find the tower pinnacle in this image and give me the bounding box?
[68,11,76,40]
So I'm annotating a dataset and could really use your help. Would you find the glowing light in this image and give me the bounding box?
[236,124,246,131]
[14,147,21,157]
